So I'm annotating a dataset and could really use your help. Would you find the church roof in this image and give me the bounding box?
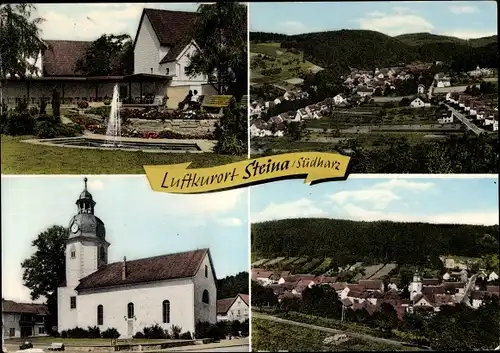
[216,293,249,315]
[2,299,49,315]
[75,248,211,291]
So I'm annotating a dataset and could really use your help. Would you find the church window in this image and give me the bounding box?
[97,305,103,325]
[127,302,134,319]
[205,265,208,278]
[70,245,76,259]
[166,68,170,75]
[202,290,209,304]
[99,247,106,262]
[70,296,76,309]
[162,300,170,323]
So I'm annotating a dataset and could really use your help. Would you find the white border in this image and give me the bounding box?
[246,3,252,350]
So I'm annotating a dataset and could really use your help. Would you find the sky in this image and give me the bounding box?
[32,3,201,41]
[1,176,249,303]
[250,1,498,38]
[251,176,499,225]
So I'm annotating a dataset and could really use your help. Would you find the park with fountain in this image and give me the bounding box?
[1,84,247,174]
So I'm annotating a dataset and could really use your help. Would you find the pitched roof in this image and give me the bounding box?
[138,8,198,46]
[43,40,91,76]
[359,280,383,290]
[216,294,249,315]
[2,299,49,315]
[75,248,211,291]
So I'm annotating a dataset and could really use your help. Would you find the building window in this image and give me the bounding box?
[202,290,209,304]
[97,305,103,325]
[205,265,208,278]
[70,296,76,309]
[99,247,106,262]
[162,300,170,323]
[38,327,45,334]
[184,66,189,75]
[127,302,134,319]
[150,68,153,74]
[70,245,76,259]
[166,68,170,75]
[238,310,240,315]
[9,328,15,337]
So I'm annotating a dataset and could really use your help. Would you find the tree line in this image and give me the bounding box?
[249,30,498,76]
[251,218,499,265]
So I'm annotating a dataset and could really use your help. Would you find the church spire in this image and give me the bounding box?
[76,177,96,214]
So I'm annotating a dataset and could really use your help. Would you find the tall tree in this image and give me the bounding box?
[186,2,247,99]
[0,4,45,114]
[75,34,133,76]
[217,271,249,299]
[21,225,68,332]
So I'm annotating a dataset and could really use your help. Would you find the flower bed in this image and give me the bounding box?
[121,108,217,121]
[121,128,213,140]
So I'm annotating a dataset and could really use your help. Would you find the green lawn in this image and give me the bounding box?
[252,317,417,352]
[1,135,244,174]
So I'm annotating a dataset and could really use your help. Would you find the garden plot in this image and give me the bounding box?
[301,258,322,273]
[252,258,269,267]
[370,263,398,279]
[348,262,363,271]
[281,257,299,266]
[361,264,385,280]
[314,258,333,273]
[264,257,287,267]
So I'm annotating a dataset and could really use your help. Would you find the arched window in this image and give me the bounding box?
[127,302,134,319]
[97,305,103,325]
[162,300,170,323]
[99,247,106,261]
[202,290,209,304]
[70,245,76,259]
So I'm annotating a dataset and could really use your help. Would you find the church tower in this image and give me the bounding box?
[408,270,423,301]
[65,177,110,288]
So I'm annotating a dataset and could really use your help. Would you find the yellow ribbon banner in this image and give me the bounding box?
[143,152,351,194]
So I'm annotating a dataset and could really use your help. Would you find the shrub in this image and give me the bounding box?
[15,99,29,113]
[0,112,35,135]
[170,325,182,339]
[101,327,120,339]
[51,330,60,337]
[77,100,89,109]
[261,67,282,76]
[87,326,101,338]
[133,331,144,339]
[103,99,111,106]
[195,321,224,340]
[60,330,67,338]
[179,331,192,340]
[67,327,89,338]
[142,324,168,339]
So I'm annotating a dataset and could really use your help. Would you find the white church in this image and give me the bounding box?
[57,178,217,338]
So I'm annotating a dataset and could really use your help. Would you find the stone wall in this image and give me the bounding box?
[128,119,218,136]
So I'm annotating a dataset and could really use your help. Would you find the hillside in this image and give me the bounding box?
[250,30,498,73]
[251,218,499,265]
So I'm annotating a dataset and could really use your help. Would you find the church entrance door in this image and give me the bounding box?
[127,320,134,337]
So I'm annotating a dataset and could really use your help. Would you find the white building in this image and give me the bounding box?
[333,94,347,105]
[2,300,49,338]
[408,273,423,301]
[417,84,425,94]
[216,294,249,323]
[4,8,215,109]
[410,97,426,108]
[57,178,217,338]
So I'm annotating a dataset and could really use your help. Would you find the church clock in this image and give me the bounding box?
[71,223,79,233]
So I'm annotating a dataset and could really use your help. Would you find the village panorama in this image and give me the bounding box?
[249,28,499,174]
[250,178,500,352]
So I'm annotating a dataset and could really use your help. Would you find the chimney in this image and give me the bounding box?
[122,256,127,280]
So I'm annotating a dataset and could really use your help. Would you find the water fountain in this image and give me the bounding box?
[104,84,122,147]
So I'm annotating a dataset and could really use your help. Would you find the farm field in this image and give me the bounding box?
[264,256,287,267]
[371,263,398,279]
[250,42,316,88]
[360,264,385,280]
[252,258,269,267]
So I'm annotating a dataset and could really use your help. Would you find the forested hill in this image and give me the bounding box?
[250,30,498,73]
[251,218,499,264]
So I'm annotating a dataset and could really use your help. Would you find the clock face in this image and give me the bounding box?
[71,223,79,233]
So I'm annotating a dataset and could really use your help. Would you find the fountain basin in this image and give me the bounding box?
[22,134,215,153]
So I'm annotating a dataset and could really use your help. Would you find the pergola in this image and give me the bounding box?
[122,73,172,104]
